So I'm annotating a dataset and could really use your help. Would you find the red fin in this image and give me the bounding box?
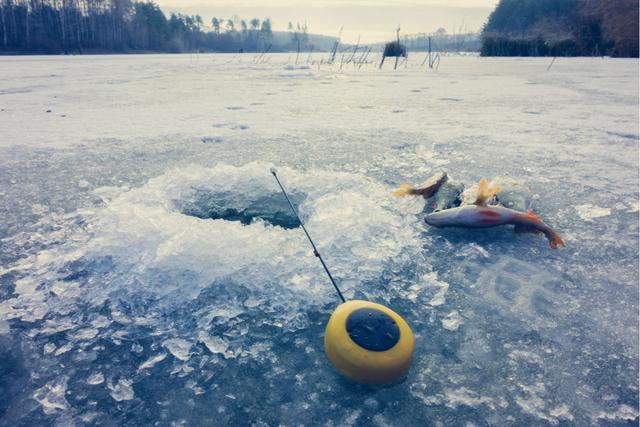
[479,209,501,218]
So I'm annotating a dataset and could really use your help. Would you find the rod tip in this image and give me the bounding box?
[270,167,277,176]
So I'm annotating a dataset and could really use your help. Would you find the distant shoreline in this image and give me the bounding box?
[4,51,639,59]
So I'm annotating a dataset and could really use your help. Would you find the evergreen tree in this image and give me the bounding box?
[481,0,638,57]
[0,0,326,54]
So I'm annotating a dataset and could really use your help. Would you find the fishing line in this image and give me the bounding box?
[270,168,346,303]
[270,167,414,384]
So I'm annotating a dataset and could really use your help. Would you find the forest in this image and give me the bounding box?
[2,0,638,56]
[400,29,481,53]
[481,0,639,57]
[0,0,313,53]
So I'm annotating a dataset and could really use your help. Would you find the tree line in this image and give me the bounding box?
[0,0,276,53]
[402,28,481,53]
[481,0,639,57]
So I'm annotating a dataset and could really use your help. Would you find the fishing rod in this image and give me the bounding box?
[270,167,414,385]
[270,167,346,303]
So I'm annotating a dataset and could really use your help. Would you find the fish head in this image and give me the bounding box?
[424,209,458,227]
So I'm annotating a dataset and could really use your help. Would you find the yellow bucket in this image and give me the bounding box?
[324,300,414,384]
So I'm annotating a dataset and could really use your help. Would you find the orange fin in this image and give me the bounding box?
[520,212,543,222]
[392,184,414,197]
[393,173,447,198]
[474,178,501,206]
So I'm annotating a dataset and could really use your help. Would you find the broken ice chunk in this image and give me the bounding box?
[162,338,192,361]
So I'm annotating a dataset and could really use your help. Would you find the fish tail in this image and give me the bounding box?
[489,183,502,198]
[517,212,564,249]
[545,228,565,249]
[392,184,416,197]
[475,178,501,205]
[477,178,489,198]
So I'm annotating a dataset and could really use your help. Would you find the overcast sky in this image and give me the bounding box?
[154,0,499,43]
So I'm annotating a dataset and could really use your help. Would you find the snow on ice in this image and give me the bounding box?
[0,53,637,425]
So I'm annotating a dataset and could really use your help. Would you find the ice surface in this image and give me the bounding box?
[163,339,193,361]
[107,379,135,401]
[138,353,167,371]
[441,311,463,331]
[32,377,69,415]
[574,203,612,220]
[86,372,105,385]
[0,54,637,426]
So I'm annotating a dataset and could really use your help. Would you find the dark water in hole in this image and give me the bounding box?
[178,189,306,229]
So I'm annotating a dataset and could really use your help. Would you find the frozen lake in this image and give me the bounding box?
[0,53,638,426]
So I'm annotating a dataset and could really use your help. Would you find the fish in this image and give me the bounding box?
[431,180,464,212]
[492,176,533,212]
[424,205,565,249]
[392,171,462,212]
[392,171,448,198]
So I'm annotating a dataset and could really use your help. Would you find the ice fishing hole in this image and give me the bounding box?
[178,188,306,229]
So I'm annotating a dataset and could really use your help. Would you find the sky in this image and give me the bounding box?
[154,0,499,43]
